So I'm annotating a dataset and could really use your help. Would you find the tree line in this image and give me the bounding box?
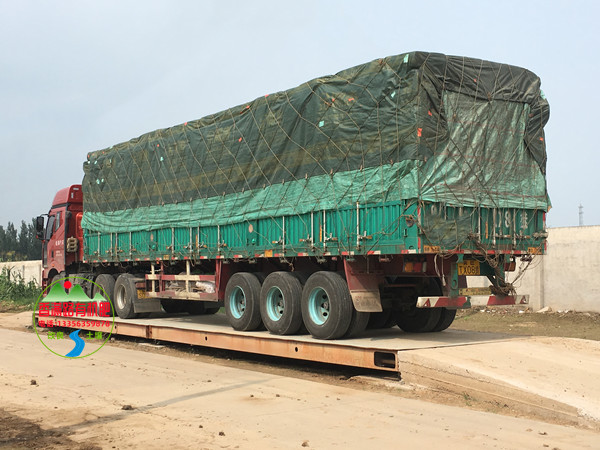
[0,219,42,261]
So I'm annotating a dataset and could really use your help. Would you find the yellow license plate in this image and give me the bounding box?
[458,260,480,276]
[459,287,491,296]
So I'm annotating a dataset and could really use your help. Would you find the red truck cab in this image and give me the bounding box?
[36,184,84,290]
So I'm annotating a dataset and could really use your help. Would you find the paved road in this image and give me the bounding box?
[0,327,599,449]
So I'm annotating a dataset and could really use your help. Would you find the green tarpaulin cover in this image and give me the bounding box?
[81,51,549,233]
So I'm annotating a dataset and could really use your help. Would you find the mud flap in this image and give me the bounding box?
[133,296,163,313]
[344,259,383,312]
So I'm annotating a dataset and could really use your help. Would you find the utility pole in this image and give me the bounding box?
[579,204,584,226]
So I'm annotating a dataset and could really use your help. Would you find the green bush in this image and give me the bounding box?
[0,266,40,304]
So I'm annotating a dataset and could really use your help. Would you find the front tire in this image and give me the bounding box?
[224,272,263,331]
[301,272,353,340]
[93,274,115,317]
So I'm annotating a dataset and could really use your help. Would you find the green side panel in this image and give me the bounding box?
[420,204,546,252]
[83,202,420,261]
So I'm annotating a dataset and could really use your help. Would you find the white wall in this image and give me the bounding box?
[0,260,42,285]
[470,226,600,313]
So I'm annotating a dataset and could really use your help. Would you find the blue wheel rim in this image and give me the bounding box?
[308,287,329,325]
[266,286,284,322]
[229,286,246,319]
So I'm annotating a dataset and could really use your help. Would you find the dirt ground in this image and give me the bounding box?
[1,304,600,449]
[453,307,600,341]
[2,325,600,450]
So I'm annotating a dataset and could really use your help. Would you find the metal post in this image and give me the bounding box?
[186,259,190,293]
[310,211,314,246]
[356,201,360,249]
[492,208,496,246]
[151,263,156,293]
[171,227,175,257]
[323,210,327,250]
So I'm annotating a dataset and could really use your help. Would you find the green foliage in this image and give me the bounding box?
[0,218,42,261]
[0,266,40,302]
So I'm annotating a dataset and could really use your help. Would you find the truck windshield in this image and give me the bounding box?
[45,216,56,240]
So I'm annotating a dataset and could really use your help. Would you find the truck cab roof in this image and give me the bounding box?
[52,184,83,208]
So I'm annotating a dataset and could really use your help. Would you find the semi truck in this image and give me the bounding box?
[36,51,550,340]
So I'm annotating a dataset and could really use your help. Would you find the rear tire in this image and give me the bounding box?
[344,309,370,338]
[301,272,352,340]
[367,309,395,329]
[113,274,138,319]
[394,278,452,333]
[394,307,442,333]
[432,308,457,332]
[260,272,303,335]
[225,272,263,331]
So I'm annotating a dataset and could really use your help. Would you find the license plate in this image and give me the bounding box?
[459,287,491,296]
[458,260,480,276]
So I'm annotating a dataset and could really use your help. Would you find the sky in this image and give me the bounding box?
[0,0,598,228]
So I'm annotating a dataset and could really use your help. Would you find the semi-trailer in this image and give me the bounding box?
[36,51,550,340]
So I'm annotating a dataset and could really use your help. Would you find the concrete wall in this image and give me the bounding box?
[471,226,600,313]
[0,260,42,285]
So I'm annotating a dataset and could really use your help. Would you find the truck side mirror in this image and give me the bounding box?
[35,216,45,240]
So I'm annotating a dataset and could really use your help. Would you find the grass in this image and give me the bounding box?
[0,267,40,312]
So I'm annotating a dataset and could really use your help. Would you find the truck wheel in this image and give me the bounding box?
[260,272,303,335]
[184,302,206,315]
[51,273,66,289]
[184,302,221,315]
[225,272,263,331]
[203,304,221,315]
[344,309,370,338]
[301,272,352,340]
[93,274,116,317]
[161,299,185,314]
[432,308,457,332]
[113,274,138,319]
[394,307,442,333]
[367,310,395,329]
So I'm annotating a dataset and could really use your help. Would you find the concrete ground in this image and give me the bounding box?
[1,312,599,449]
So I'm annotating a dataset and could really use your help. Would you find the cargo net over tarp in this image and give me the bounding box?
[82,51,550,247]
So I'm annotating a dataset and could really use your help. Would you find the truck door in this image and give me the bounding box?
[45,209,66,274]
